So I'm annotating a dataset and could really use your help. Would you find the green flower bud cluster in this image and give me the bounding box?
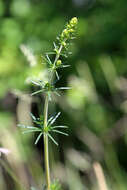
[60,17,78,43]
[53,17,78,58]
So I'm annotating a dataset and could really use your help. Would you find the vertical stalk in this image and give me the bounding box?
[50,44,63,82]
[43,43,63,190]
[53,45,63,65]
[43,95,50,190]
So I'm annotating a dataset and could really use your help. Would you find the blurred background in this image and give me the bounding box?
[0,0,127,189]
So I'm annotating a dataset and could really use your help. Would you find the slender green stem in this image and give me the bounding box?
[43,43,64,190]
[50,44,63,82]
[54,45,63,65]
[43,94,50,190]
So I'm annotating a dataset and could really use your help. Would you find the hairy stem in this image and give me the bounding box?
[43,95,50,190]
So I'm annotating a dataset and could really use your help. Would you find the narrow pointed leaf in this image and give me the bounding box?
[53,42,57,49]
[30,80,41,86]
[30,113,36,121]
[31,89,44,96]
[33,120,43,126]
[52,130,68,136]
[52,125,68,129]
[46,54,52,65]
[55,71,59,80]
[56,87,71,90]
[35,132,43,145]
[22,129,42,134]
[50,112,61,125]
[48,116,54,125]
[48,133,58,146]
[18,124,38,130]
[62,65,70,68]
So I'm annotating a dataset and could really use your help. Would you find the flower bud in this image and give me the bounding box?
[67,24,71,29]
[56,60,62,66]
[68,29,74,33]
[61,41,66,47]
[61,29,69,38]
[70,17,78,26]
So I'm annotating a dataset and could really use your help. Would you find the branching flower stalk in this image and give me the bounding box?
[18,17,78,190]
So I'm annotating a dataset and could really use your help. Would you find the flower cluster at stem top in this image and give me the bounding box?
[59,17,78,46]
[30,17,78,100]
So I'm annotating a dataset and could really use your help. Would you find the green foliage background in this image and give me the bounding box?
[1,0,127,190]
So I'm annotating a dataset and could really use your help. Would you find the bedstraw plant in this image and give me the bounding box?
[18,17,78,190]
